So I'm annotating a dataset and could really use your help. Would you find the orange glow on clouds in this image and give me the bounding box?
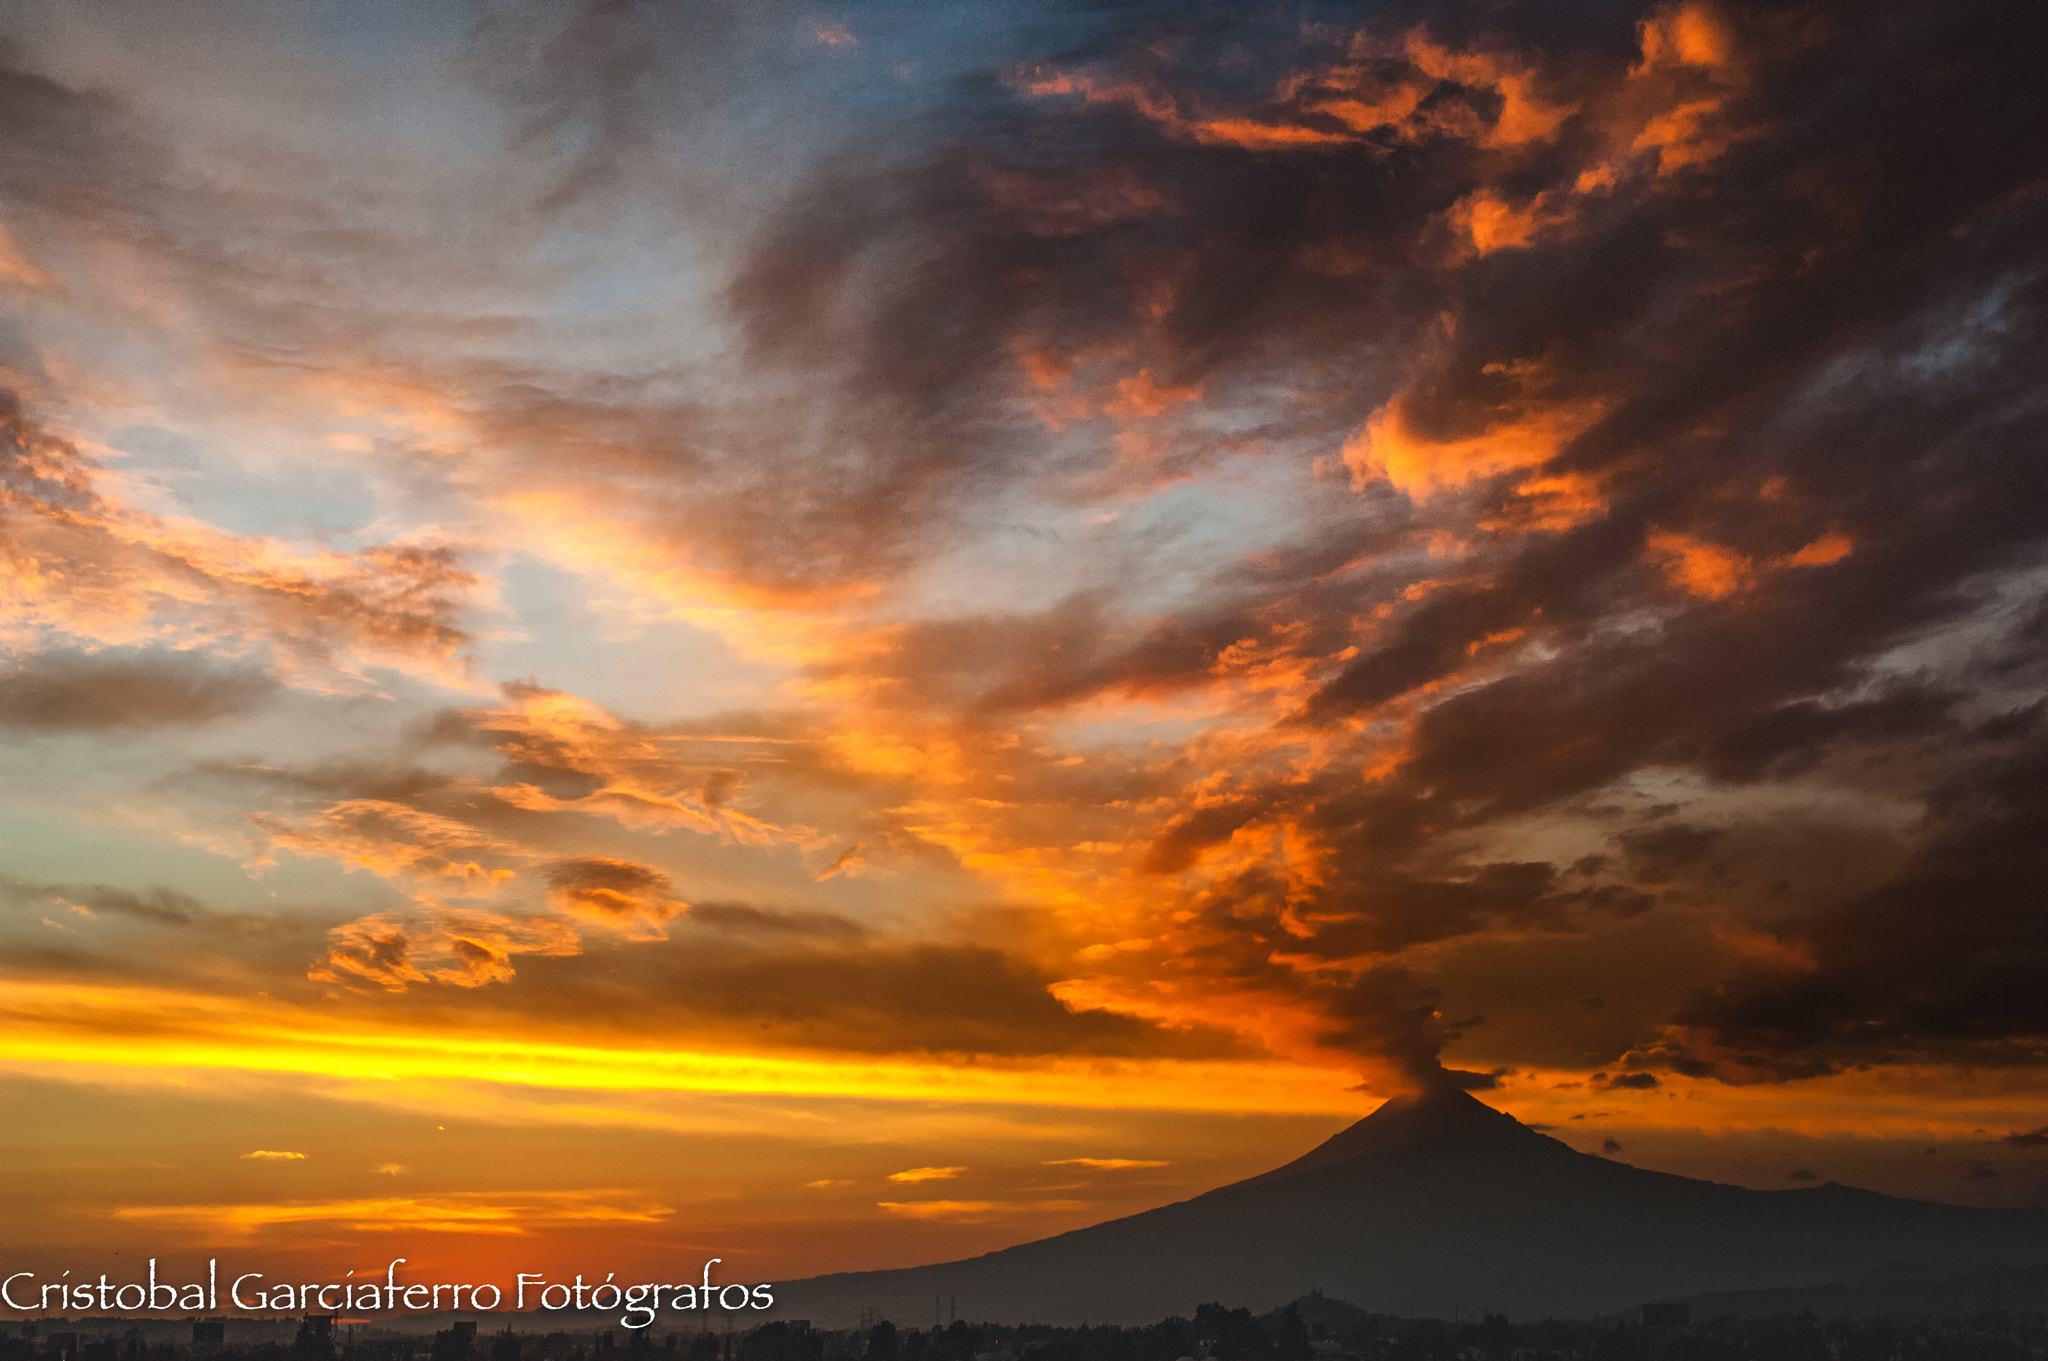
[1647,530,1753,599]
[116,1191,672,1237]
[1649,529,1857,599]
[0,979,1371,1116]
[1636,4,1735,73]
[877,1200,1086,1222]
[1343,396,1608,499]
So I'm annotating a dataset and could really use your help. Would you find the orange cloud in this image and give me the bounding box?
[268,796,718,986]
[0,223,51,288]
[312,908,581,991]
[1188,118,1349,151]
[1448,190,1573,255]
[1303,84,1428,136]
[1486,472,1610,533]
[545,857,687,938]
[0,396,476,688]
[886,1166,966,1183]
[114,1190,670,1236]
[1623,3,1759,176]
[1017,24,1572,158]
[815,843,869,881]
[1783,530,1854,568]
[1343,395,1608,499]
[1713,923,1819,971]
[1648,529,1856,599]
[876,1199,1085,1222]
[1632,98,1744,175]
[1647,530,1752,599]
[1041,1157,1169,1169]
[255,799,526,890]
[1635,4,1735,73]
[1108,369,1201,419]
[1399,32,1576,148]
[875,1199,1005,1220]
[251,679,842,988]
[1018,347,1075,390]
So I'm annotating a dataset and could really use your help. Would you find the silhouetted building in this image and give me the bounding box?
[296,1315,334,1361]
[433,1322,479,1361]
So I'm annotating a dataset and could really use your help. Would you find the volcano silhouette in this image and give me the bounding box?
[775,1087,2048,1325]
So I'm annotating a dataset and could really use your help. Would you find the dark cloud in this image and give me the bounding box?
[66,883,204,925]
[1313,964,1471,1087]
[195,758,459,806]
[724,0,2048,1085]
[531,858,686,938]
[0,41,149,230]
[687,901,865,940]
[1443,1066,1512,1091]
[1663,728,2048,1081]
[476,937,1249,1061]
[1618,824,1724,889]
[1595,1071,1660,1091]
[0,650,276,731]
[0,875,200,925]
[0,875,349,999]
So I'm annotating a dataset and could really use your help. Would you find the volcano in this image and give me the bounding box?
[774,1088,2048,1325]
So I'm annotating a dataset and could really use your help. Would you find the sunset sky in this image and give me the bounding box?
[3,0,2047,1300]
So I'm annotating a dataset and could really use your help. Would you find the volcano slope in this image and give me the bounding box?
[775,1087,2048,1324]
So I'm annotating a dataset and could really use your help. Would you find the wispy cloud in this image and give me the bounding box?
[115,1190,670,1235]
[876,1199,1085,1223]
[1042,1158,1169,1170]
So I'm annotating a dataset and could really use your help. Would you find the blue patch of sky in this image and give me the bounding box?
[101,422,382,543]
[482,554,794,722]
[1051,706,1250,754]
[0,803,386,918]
[902,442,1330,621]
[301,0,471,66]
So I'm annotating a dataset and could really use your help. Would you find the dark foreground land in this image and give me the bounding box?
[8,1291,2048,1361]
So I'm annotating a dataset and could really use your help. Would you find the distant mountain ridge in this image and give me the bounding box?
[1675,1257,2048,1320]
[774,1088,2048,1326]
